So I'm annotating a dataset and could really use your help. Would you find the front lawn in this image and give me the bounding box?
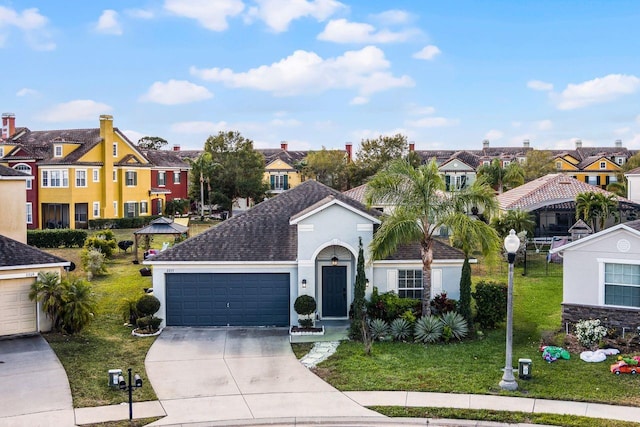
[42,224,213,407]
[315,262,640,407]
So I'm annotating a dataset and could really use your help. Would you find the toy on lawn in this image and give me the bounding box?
[541,346,570,363]
[610,359,638,375]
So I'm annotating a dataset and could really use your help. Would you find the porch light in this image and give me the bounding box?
[301,279,307,288]
[331,256,339,266]
[366,279,370,288]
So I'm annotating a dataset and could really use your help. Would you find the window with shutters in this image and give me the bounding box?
[398,270,423,299]
[270,174,288,190]
[125,171,137,186]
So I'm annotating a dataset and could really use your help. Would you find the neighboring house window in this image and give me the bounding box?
[26,203,32,224]
[604,263,640,308]
[113,143,118,157]
[14,164,32,189]
[587,175,599,186]
[503,160,510,167]
[600,161,606,169]
[54,145,63,157]
[75,205,88,223]
[556,161,562,170]
[158,171,166,186]
[41,169,69,188]
[617,157,625,165]
[398,269,423,299]
[0,147,3,157]
[93,169,99,182]
[93,202,100,218]
[518,157,526,164]
[126,171,137,186]
[76,170,87,187]
[270,174,288,190]
[140,201,148,214]
[173,171,180,184]
[113,201,118,216]
[483,161,490,166]
[113,170,117,182]
[124,202,139,217]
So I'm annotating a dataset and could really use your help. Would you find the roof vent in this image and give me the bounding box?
[615,139,622,148]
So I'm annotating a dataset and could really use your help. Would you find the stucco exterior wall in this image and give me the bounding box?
[0,178,27,243]
[372,261,465,300]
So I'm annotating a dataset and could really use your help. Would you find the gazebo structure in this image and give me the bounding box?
[133,217,189,263]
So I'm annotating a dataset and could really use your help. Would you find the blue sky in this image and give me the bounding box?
[2,0,640,152]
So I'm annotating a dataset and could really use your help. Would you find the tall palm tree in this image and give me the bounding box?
[477,159,524,194]
[576,191,619,232]
[491,209,536,238]
[366,159,499,315]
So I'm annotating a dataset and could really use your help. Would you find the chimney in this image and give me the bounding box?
[280,141,288,151]
[173,144,180,152]
[409,141,415,152]
[615,139,622,148]
[523,139,530,148]
[575,139,582,149]
[482,139,489,149]
[2,113,15,139]
[345,143,352,162]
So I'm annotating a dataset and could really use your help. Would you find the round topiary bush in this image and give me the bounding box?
[136,294,161,317]
[294,295,316,316]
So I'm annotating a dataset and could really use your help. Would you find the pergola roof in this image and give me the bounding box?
[134,217,188,235]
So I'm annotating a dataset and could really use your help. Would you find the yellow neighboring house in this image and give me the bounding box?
[0,164,69,337]
[259,142,308,194]
[2,115,161,229]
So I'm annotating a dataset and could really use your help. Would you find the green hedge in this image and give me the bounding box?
[27,229,87,248]
[88,216,161,229]
[472,280,507,329]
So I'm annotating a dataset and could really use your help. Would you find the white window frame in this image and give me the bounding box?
[483,161,490,166]
[113,201,118,216]
[113,170,117,182]
[41,169,69,188]
[54,144,63,158]
[140,200,148,215]
[173,171,180,184]
[93,169,100,182]
[273,175,285,190]
[503,160,511,167]
[599,259,640,308]
[75,169,87,188]
[14,164,32,189]
[113,143,118,157]
[398,269,423,299]
[600,161,606,169]
[556,161,562,170]
[125,170,137,186]
[26,202,32,224]
[93,202,100,218]
[587,175,598,185]
[158,171,166,186]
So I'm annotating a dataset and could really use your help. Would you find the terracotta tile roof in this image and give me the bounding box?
[342,184,367,203]
[497,173,634,211]
[0,234,69,268]
[150,180,462,263]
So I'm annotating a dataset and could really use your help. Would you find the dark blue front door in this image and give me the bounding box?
[322,266,347,317]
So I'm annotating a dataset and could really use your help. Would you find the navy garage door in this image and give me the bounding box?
[166,273,290,326]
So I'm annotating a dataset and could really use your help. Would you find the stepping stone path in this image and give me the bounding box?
[300,341,340,368]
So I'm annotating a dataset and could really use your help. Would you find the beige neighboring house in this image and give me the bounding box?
[0,165,69,337]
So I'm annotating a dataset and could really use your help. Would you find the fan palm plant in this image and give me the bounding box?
[29,272,65,330]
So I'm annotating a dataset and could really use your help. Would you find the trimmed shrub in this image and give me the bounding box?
[414,315,443,344]
[369,318,390,341]
[575,319,608,349]
[136,294,161,317]
[472,280,507,329]
[390,318,412,341]
[294,295,316,328]
[27,229,87,248]
[367,287,421,323]
[84,230,117,258]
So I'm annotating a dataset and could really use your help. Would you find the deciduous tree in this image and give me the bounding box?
[137,136,168,150]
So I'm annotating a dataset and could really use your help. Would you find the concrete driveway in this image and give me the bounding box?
[145,327,381,426]
[0,335,75,426]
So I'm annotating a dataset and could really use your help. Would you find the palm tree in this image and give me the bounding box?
[576,191,619,232]
[477,159,524,194]
[29,272,65,330]
[61,278,96,333]
[491,209,536,238]
[366,159,499,315]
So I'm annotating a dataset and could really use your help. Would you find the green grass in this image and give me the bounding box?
[315,263,640,407]
[371,406,640,427]
[43,225,213,408]
[291,342,315,359]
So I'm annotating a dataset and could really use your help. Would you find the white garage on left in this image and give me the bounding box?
[0,164,69,337]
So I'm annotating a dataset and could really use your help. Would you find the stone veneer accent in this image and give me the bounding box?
[562,303,640,332]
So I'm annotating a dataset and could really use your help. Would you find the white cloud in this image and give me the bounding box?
[614,127,630,135]
[408,105,435,115]
[555,74,640,110]
[164,0,244,31]
[318,19,416,43]
[270,118,302,127]
[636,114,640,124]
[485,129,503,140]
[170,121,228,134]
[95,10,123,35]
[350,96,369,105]
[125,9,155,19]
[371,10,411,25]
[191,46,413,98]
[527,80,553,91]
[140,80,213,105]
[246,0,345,33]
[405,117,459,128]
[511,121,522,128]
[0,6,55,50]
[413,45,441,60]
[16,88,38,97]
[39,100,112,122]
[122,129,146,143]
[537,119,553,131]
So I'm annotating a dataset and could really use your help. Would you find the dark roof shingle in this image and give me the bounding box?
[0,235,69,268]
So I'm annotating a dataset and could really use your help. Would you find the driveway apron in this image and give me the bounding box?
[0,335,75,426]
[145,327,381,425]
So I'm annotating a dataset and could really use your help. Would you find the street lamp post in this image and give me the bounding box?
[118,368,143,420]
[500,229,520,391]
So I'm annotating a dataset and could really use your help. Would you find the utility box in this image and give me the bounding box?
[108,369,122,387]
[518,358,532,380]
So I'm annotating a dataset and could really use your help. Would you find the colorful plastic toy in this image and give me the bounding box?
[610,360,638,375]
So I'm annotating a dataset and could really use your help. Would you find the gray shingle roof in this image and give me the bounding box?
[0,164,29,177]
[141,149,191,169]
[151,180,463,263]
[0,235,69,268]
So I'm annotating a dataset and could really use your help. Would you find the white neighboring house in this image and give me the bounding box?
[549,220,640,331]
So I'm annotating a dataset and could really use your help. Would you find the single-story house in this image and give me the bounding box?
[549,220,640,330]
[147,180,467,327]
[0,234,70,337]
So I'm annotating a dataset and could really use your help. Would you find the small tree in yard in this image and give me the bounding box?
[136,294,162,332]
[294,295,317,328]
[349,237,367,341]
